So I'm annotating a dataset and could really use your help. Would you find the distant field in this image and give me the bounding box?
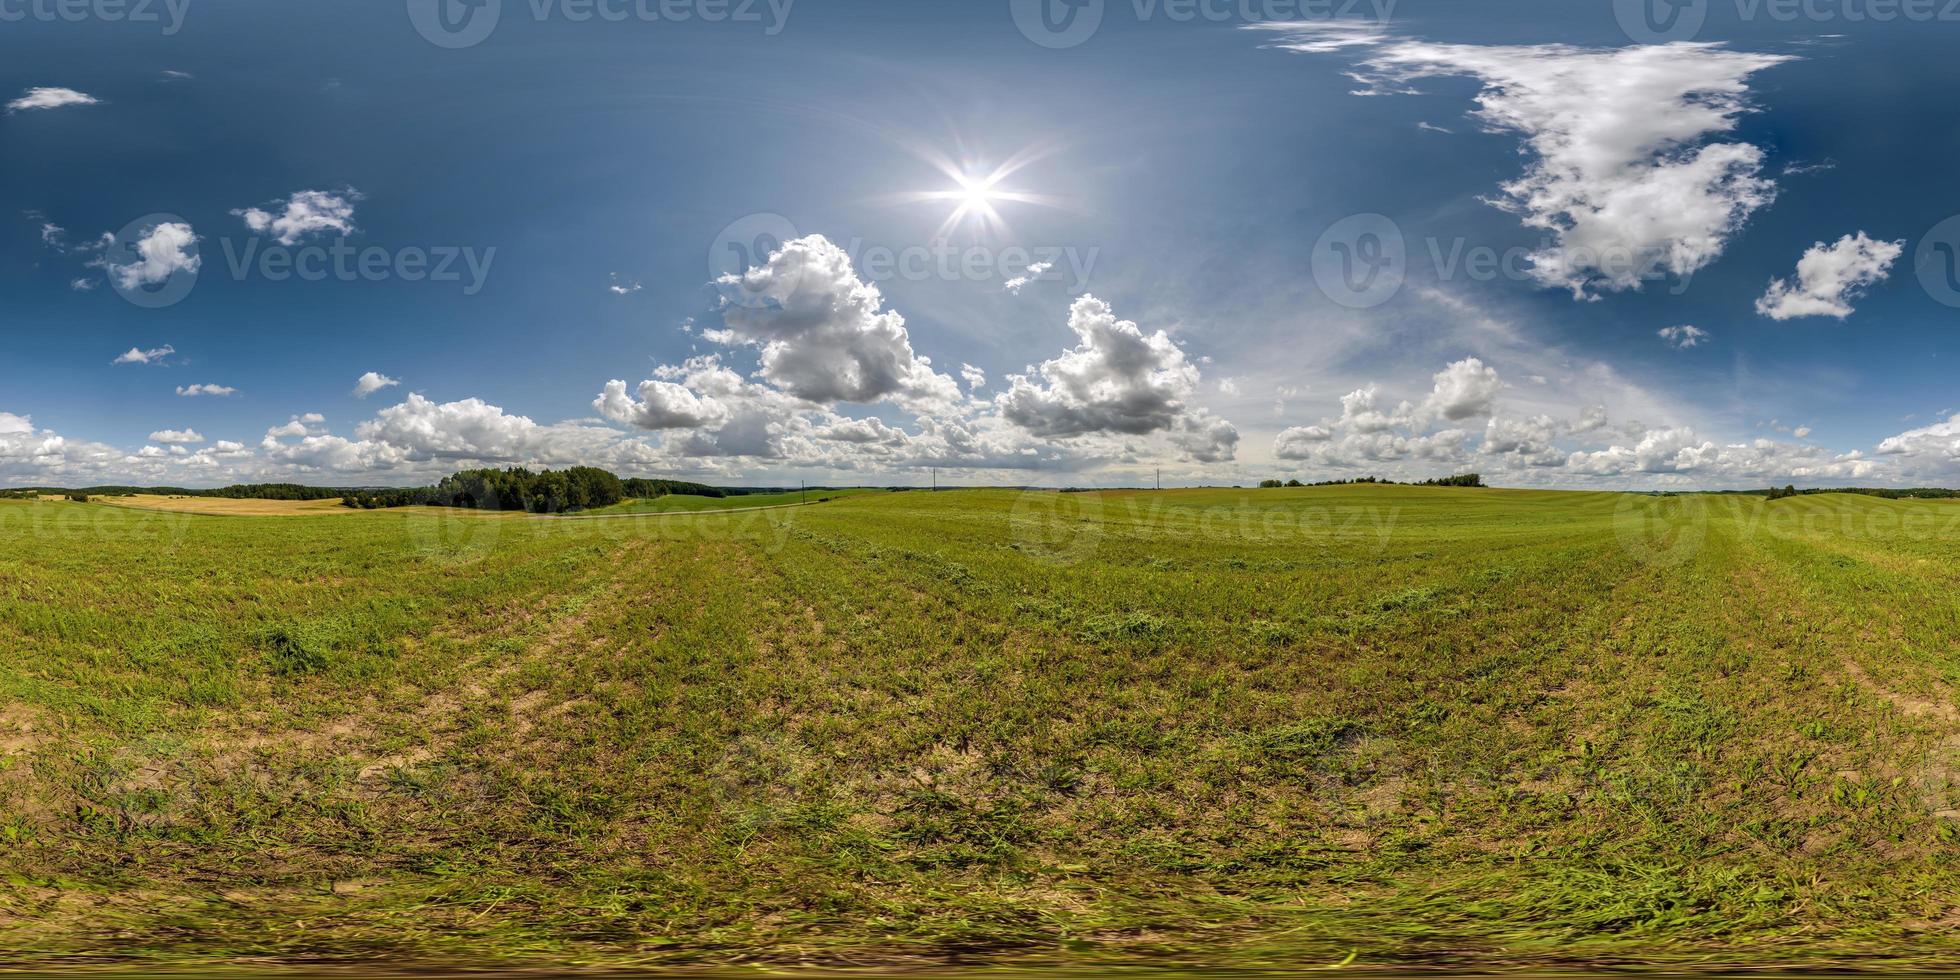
[3,487,1960,970]
[581,486,885,514]
[100,493,355,516]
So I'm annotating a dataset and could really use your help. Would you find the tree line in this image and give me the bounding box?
[1765,485,1960,500]
[1258,473,1485,489]
[341,467,629,513]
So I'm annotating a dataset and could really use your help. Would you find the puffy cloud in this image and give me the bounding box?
[0,413,169,486]
[1554,428,1876,481]
[1257,28,1791,298]
[1755,232,1903,320]
[1565,426,1713,475]
[1337,384,1412,433]
[614,355,801,461]
[114,344,177,366]
[352,371,400,398]
[1876,416,1960,460]
[176,383,236,397]
[353,394,550,461]
[1572,404,1610,434]
[1172,412,1241,464]
[233,189,360,246]
[101,222,200,291]
[713,235,961,411]
[960,363,987,391]
[1421,357,1503,422]
[1273,425,1334,460]
[594,379,730,430]
[1481,414,1567,467]
[148,428,205,445]
[1658,325,1709,349]
[814,416,908,445]
[6,87,98,112]
[996,294,1234,461]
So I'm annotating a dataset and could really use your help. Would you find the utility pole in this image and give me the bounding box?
[932,467,937,492]
[800,479,805,505]
[1155,468,1160,491]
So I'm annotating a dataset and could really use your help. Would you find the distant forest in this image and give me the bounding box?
[0,470,776,514]
[339,468,683,513]
[1258,474,1487,489]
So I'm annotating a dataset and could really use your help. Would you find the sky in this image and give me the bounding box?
[3,0,1958,489]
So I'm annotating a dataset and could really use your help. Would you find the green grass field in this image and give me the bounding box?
[3,486,1960,971]
[580,487,885,515]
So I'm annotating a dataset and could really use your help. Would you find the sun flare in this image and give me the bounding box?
[877,141,1073,241]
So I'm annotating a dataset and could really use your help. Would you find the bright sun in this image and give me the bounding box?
[957,175,998,209]
[884,144,1069,242]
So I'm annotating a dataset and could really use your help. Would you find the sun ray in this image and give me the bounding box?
[875,139,1074,242]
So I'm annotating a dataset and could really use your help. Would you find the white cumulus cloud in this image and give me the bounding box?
[233,189,361,246]
[352,371,400,398]
[1755,232,1903,320]
[594,379,731,430]
[101,222,200,291]
[713,235,961,412]
[1658,325,1709,349]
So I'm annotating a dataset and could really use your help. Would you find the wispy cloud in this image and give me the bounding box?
[113,344,177,366]
[6,87,99,112]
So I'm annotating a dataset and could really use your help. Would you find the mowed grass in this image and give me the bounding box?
[3,486,1960,970]
[100,494,357,516]
[581,487,886,515]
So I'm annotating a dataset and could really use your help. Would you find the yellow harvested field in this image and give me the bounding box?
[102,494,356,516]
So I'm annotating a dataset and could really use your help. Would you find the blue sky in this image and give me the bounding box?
[3,0,1957,487]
